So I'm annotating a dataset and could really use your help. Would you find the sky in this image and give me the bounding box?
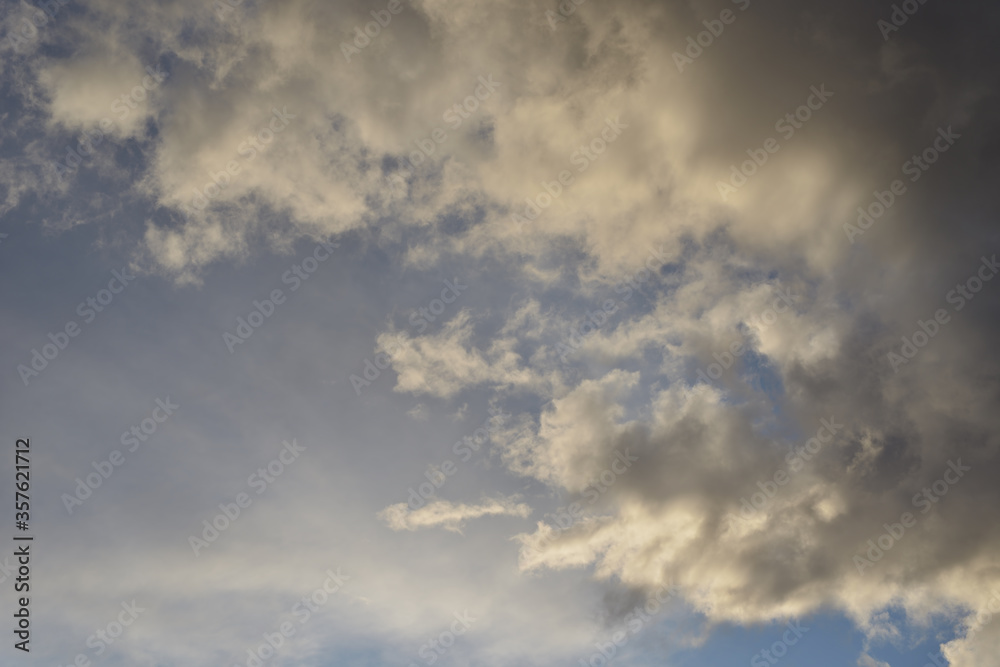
[0,0,999,666]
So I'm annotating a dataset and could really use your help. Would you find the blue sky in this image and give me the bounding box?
[1,1,1000,666]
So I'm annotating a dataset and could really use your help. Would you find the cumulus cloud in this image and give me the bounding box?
[380,265,1000,657]
[0,0,891,279]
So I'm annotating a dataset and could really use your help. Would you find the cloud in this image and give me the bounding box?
[407,403,430,421]
[4,0,1000,664]
[378,496,532,533]
[858,654,891,667]
[0,0,881,280]
[377,310,547,399]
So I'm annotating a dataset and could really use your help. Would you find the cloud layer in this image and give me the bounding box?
[2,0,999,665]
